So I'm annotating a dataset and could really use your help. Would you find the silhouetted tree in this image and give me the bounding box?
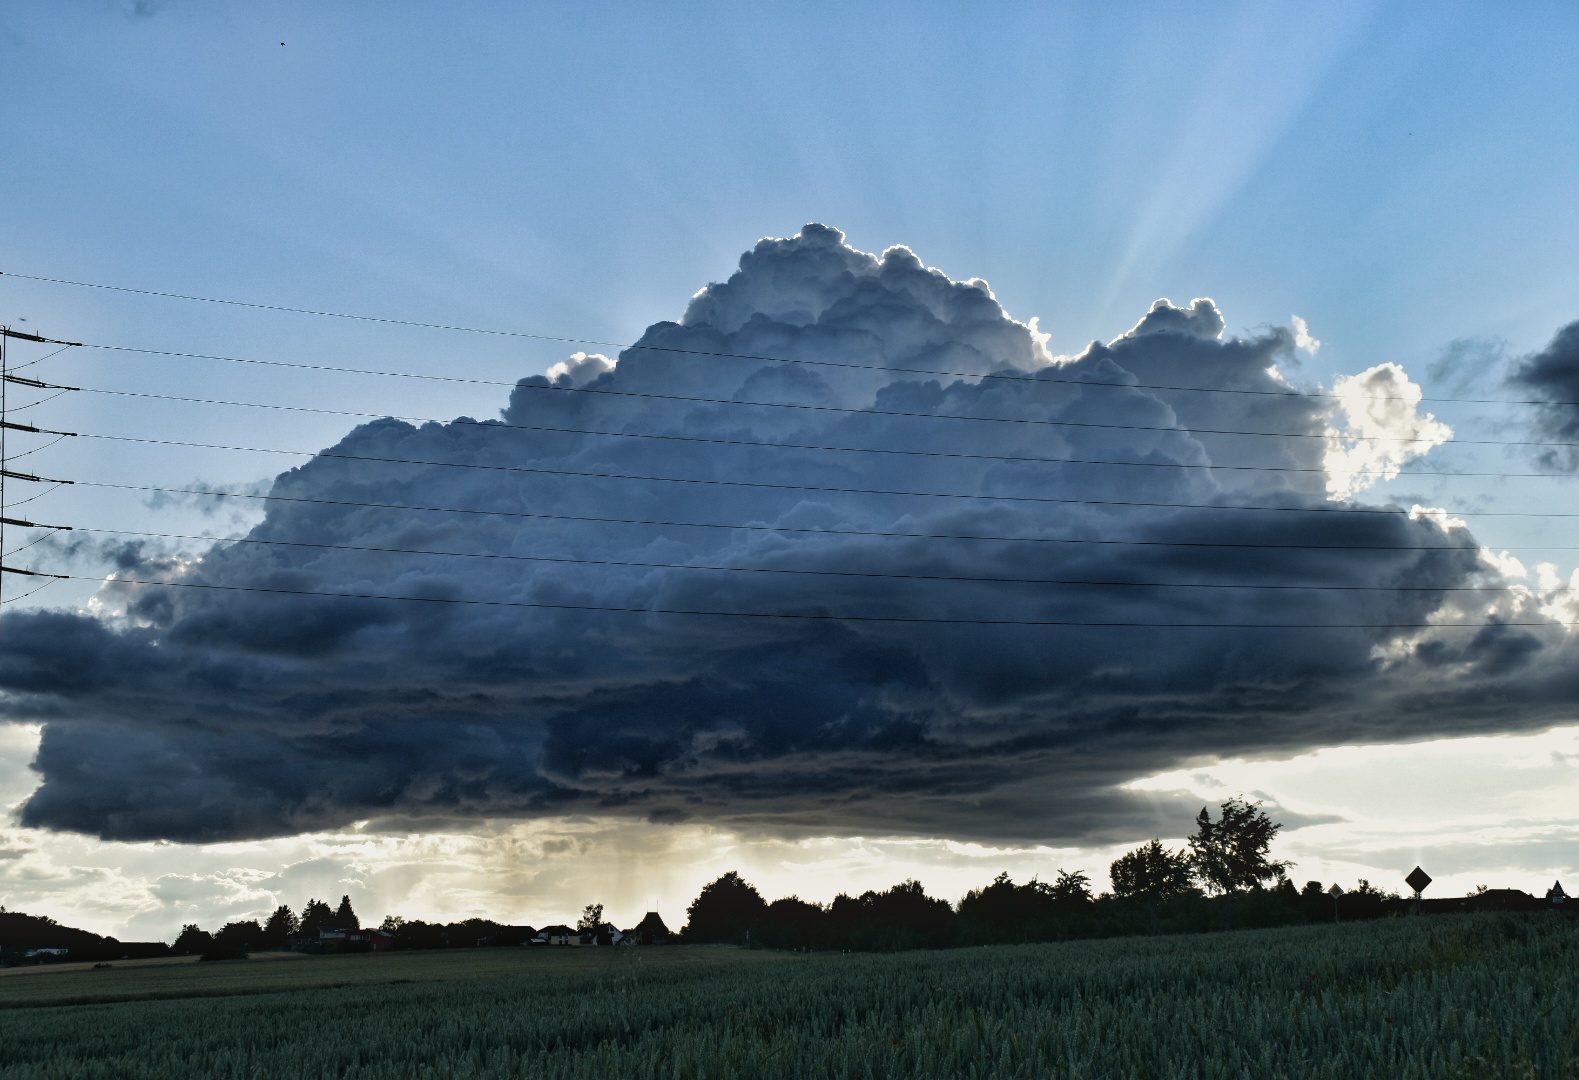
[380,915,405,934]
[577,903,613,944]
[214,920,263,950]
[261,904,299,946]
[1340,879,1396,920]
[1109,840,1197,900]
[1048,869,1093,904]
[684,871,767,944]
[334,895,359,929]
[298,898,334,937]
[756,897,824,949]
[1188,798,1288,894]
[824,879,953,951]
[172,924,214,955]
[955,874,1042,941]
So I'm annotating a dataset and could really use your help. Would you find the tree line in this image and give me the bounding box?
[164,798,1297,956]
[172,892,552,955]
[679,799,1407,950]
[148,798,1538,960]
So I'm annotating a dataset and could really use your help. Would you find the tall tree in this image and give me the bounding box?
[262,904,299,946]
[172,924,214,955]
[334,895,359,929]
[1048,869,1093,904]
[1187,798,1288,894]
[683,871,767,945]
[298,898,334,937]
[1109,840,1197,900]
[577,903,606,945]
[214,920,263,950]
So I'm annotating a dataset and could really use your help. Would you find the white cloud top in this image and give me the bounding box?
[1324,362,1452,500]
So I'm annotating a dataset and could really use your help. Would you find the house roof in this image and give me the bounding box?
[635,911,670,932]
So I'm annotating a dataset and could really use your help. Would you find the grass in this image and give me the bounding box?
[0,912,1572,1078]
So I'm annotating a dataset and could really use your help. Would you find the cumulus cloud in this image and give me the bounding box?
[0,225,1570,846]
[1292,315,1320,354]
[1509,319,1579,471]
[1323,363,1452,500]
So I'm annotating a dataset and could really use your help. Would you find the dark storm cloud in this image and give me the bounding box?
[1509,320,1579,470]
[1,225,1567,843]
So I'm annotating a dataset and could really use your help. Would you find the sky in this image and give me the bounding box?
[0,1,1576,940]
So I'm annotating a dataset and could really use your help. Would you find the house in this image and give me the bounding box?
[1549,882,1567,905]
[1467,889,1545,912]
[628,911,672,945]
[477,925,536,948]
[317,927,396,952]
[578,923,623,946]
[530,925,578,946]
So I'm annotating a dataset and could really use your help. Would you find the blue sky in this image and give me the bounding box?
[6,1,1579,562]
[1,1,1576,937]
[6,1,1576,359]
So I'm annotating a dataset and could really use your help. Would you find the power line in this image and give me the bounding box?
[60,481,1537,549]
[8,343,78,374]
[60,451,1579,521]
[72,341,1571,411]
[59,377,1571,449]
[53,526,1519,592]
[5,269,1572,408]
[69,421,1579,482]
[44,571,1566,628]
[0,577,58,605]
[85,428,1341,478]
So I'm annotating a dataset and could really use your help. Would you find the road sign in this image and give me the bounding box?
[1405,867,1432,895]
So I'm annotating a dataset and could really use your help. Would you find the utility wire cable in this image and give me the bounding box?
[8,434,71,461]
[70,421,1579,482]
[4,483,66,509]
[40,571,1569,628]
[3,534,55,559]
[8,343,78,374]
[69,340,1514,410]
[9,389,74,413]
[0,578,58,605]
[87,428,1346,478]
[64,481,1552,550]
[58,525,1520,592]
[6,270,1572,408]
[61,454,1579,521]
[60,377,1577,449]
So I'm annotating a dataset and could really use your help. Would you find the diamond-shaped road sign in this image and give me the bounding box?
[1405,867,1432,894]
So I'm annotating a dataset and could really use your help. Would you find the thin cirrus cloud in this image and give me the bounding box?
[0,224,1573,847]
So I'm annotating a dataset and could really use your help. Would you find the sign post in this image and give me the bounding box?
[1405,866,1432,914]
[1328,883,1343,923]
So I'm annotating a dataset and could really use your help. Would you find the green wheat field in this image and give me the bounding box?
[0,912,1573,1079]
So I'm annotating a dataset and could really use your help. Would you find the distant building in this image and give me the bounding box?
[1403,889,1553,916]
[531,925,578,946]
[1549,882,1566,905]
[476,925,536,947]
[315,927,395,951]
[627,911,671,945]
[576,923,623,946]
